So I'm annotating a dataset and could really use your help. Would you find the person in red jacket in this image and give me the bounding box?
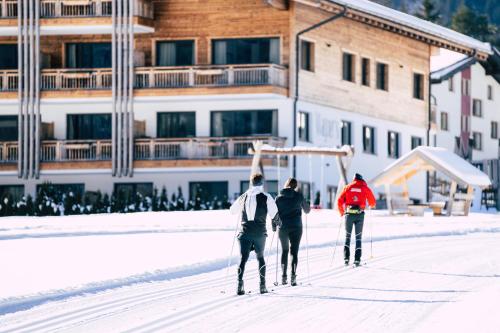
[337,173,376,266]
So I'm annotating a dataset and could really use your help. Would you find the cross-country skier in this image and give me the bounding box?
[230,173,280,295]
[274,178,310,286]
[337,173,376,267]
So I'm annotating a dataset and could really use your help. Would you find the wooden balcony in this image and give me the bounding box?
[0,64,288,96]
[0,137,287,169]
[0,0,153,19]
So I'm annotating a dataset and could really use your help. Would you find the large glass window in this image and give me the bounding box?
[298,112,310,142]
[156,40,194,67]
[0,116,18,141]
[36,183,85,200]
[212,38,280,65]
[114,183,153,198]
[363,125,376,155]
[387,131,400,159]
[341,120,352,146]
[0,185,24,201]
[210,110,277,137]
[190,181,228,202]
[66,43,111,68]
[300,40,315,72]
[67,114,111,140]
[0,44,17,69]
[157,112,195,138]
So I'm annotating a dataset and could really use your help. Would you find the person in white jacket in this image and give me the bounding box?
[230,173,280,295]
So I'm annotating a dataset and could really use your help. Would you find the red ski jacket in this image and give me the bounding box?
[337,179,376,216]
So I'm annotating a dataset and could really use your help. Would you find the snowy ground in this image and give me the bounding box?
[1,209,500,332]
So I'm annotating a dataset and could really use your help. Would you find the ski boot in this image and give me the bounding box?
[354,260,361,267]
[282,275,288,285]
[237,280,245,295]
[260,281,268,294]
[291,274,297,286]
[344,259,349,266]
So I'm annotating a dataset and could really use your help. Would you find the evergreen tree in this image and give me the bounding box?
[176,186,185,211]
[416,0,441,23]
[103,193,111,213]
[151,188,159,211]
[451,4,493,41]
[159,187,169,211]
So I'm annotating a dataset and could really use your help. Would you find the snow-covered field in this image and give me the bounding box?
[1,209,500,332]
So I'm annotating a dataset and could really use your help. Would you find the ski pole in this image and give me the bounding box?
[274,226,279,286]
[305,213,311,285]
[221,214,240,294]
[330,216,344,267]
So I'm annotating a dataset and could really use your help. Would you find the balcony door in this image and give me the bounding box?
[0,116,18,141]
[157,112,195,138]
[210,110,277,137]
[66,43,111,68]
[67,114,111,140]
[0,45,17,69]
[212,38,280,65]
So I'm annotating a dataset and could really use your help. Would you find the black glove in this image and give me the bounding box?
[272,215,281,232]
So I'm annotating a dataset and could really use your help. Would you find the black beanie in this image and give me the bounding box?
[354,173,363,181]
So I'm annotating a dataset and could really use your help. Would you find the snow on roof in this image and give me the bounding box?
[430,56,476,83]
[327,0,492,55]
[371,146,492,188]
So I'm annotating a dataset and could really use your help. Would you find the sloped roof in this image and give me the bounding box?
[430,56,476,83]
[326,0,492,55]
[371,147,492,188]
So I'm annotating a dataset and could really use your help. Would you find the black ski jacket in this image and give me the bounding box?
[275,188,311,229]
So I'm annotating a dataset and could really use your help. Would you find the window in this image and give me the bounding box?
[298,112,310,142]
[491,122,498,139]
[342,52,355,82]
[0,115,18,141]
[37,183,85,200]
[66,43,111,68]
[300,40,315,72]
[448,77,454,92]
[0,185,24,201]
[114,183,153,199]
[362,125,376,154]
[0,44,17,69]
[461,115,470,133]
[472,132,482,151]
[376,62,388,91]
[210,110,277,137]
[413,73,424,100]
[411,136,423,149]
[462,78,470,96]
[340,120,352,146]
[440,112,448,131]
[472,99,482,117]
[361,58,370,86]
[157,112,195,138]
[212,38,280,65]
[67,114,111,140]
[240,180,278,198]
[487,85,493,100]
[156,40,194,66]
[387,131,400,158]
[190,181,228,202]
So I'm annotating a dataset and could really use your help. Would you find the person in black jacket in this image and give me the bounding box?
[274,178,311,286]
[230,173,280,295]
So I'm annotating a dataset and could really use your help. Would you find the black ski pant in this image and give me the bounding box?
[279,226,302,277]
[237,233,266,283]
[344,213,365,262]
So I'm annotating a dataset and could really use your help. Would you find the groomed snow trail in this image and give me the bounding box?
[1,233,499,333]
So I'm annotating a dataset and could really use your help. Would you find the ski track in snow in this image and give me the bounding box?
[1,233,500,333]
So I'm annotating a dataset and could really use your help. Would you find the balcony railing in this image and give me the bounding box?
[0,64,288,92]
[0,137,286,163]
[0,0,153,19]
